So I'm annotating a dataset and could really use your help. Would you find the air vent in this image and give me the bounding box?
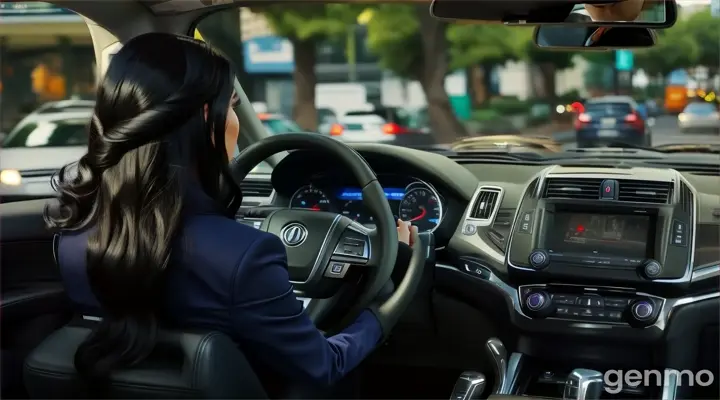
[678,181,693,213]
[543,178,603,200]
[240,179,273,198]
[617,180,672,204]
[469,187,502,220]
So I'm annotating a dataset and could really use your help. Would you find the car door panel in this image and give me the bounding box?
[1,199,71,398]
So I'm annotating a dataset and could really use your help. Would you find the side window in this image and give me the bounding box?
[0,2,96,144]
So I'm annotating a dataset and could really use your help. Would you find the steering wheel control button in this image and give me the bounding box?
[462,224,477,235]
[526,293,546,311]
[324,262,350,278]
[671,220,687,246]
[518,211,534,234]
[642,259,663,279]
[528,249,550,270]
[600,179,618,200]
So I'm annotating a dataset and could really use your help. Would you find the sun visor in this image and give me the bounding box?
[98,42,123,81]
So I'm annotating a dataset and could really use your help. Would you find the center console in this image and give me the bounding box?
[507,176,694,285]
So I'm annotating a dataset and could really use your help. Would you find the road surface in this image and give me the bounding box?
[557,115,720,149]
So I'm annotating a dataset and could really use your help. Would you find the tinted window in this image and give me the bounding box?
[684,102,716,115]
[585,102,632,117]
[3,119,88,148]
[262,118,302,134]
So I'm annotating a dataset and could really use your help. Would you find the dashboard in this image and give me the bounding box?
[254,145,719,397]
[256,145,719,337]
[287,177,445,233]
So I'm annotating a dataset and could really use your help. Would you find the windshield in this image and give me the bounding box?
[3,119,88,148]
[195,4,717,155]
[2,2,717,173]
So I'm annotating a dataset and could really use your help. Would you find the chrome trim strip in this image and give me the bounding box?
[690,264,720,282]
[505,168,552,272]
[655,173,697,283]
[661,369,678,400]
[435,263,720,331]
[506,352,524,395]
[296,296,311,310]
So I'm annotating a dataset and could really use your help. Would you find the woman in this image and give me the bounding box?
[46,33,415,394]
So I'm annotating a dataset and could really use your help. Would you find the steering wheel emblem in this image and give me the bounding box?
[281,223,308,247]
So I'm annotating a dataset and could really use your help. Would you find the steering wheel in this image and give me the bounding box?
[230,133,401,324]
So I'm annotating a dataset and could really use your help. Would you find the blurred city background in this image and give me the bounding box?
[0,0,718,154]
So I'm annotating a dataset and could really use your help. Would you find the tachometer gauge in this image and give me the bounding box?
[398,187,442,232]
[289,186,332,211]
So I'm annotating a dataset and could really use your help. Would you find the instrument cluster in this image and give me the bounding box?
[288,178,445,233]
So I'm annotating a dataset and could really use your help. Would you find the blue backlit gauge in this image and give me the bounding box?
[289,186,332,212]
[340,200,369,224]
[398,187,442,233]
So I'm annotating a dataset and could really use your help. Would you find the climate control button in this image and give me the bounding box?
[626,298,659,327]
[522,290,555,318]
[631,301,654,320]
[526,293,547,311]
[528,249,550,270]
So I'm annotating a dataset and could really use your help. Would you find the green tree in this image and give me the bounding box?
[447,24,524,107]
[633,23,699,77]
[366,4,467,143]
[522,28,576,100]
[259,5,361,130]
[682,10,719,74]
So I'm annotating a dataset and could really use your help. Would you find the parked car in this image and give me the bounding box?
[329,106,434,147]
[316,107,338,135]
[678,102,720,133]
[0,101,92,202]
[574,96,652,148]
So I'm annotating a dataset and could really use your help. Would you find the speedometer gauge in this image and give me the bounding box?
[290,186,332,212]
[399,187,442,232]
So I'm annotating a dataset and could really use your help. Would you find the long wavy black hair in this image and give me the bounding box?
[45,32,243,381]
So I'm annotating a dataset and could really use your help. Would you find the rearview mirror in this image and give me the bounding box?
[533,25,655,49]
[430,0,676,27]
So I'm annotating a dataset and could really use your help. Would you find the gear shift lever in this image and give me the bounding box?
[485,337,509,394]
[450,371,486,400]
[564,369,604,400]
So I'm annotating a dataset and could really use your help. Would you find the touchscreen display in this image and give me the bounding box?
[547,213,650,258]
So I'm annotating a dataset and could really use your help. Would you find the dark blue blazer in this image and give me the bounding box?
[56,185,383,387]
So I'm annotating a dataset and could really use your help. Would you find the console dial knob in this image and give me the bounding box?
[528,250,550,270]
[642,260,663,279]
[526,292,548,311]
[631,301,654,320]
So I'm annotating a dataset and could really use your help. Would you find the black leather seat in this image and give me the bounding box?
[24,324,268,399]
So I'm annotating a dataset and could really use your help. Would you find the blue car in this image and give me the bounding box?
[574,96,652,148]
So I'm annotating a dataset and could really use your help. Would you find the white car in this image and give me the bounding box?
[0,101,92,202]
[678,102,720,133]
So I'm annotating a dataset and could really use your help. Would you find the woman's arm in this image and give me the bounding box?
[229,232,390,386]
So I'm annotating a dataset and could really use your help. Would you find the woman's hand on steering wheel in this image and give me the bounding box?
[397,219,417,247]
